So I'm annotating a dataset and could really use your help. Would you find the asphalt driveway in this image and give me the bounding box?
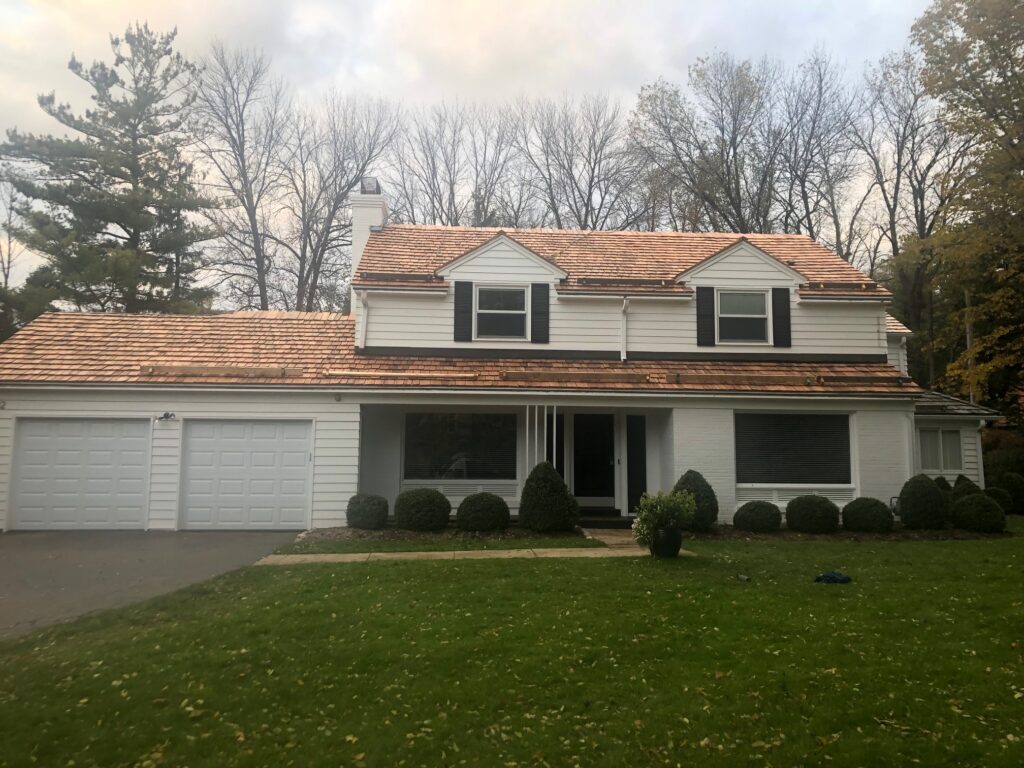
[0,531,296,639]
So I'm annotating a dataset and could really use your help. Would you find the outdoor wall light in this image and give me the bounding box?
[156,412,177,421]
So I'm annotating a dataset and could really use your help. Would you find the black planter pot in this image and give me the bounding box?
[649,527,683,558]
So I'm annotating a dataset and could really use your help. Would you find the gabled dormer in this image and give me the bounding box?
[675,239,805,349]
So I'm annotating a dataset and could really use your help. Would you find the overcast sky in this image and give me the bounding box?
[2,0,930,136]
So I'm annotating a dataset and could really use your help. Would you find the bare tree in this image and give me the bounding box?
[192,43,288,309]
[513,95,646,230]
[632,54,787,233]
[0,173,25,289]
[269,94,398,310]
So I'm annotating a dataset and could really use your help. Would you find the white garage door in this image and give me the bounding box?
[11,418,150,529]
[181,420,311,530]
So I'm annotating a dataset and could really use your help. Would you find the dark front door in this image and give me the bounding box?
[626,415,647,515]
[573,414,615,504]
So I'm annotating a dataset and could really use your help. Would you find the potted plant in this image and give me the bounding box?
[631,491,696,558]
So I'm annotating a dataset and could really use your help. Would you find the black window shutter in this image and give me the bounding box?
[454,281,473,341]
[696,286,715,346]
[531,283,550,344]
[772,287,792,347]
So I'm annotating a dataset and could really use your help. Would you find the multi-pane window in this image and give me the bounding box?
[403,413,517,480]
[735,413,851,484]
[717,291,769,343]
[475,286,527,339]
[919,429,963,472]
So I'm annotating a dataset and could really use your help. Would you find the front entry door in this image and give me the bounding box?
[573,414,615,507]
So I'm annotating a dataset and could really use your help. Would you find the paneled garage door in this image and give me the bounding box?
[181,420,311,530]
[11,418,150,529]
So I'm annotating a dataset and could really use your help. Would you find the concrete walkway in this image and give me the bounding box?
[256,529,695,565]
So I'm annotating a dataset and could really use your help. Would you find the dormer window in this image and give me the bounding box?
[717,290,770,344]
[474,285,528,339]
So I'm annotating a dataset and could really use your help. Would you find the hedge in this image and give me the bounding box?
[672,470,719,531]
[456,492,510,532]
[898,473,949,530]
[841,497,894,533]
[733,501,782,533]
[519,462,579,532]
[951,493,1006,533]
[984,486,1013,514]
[785,495,840,534]
[346,493,388,530]
[952,475,982,501]
[394,488,451,531]
[990,472,1024,515]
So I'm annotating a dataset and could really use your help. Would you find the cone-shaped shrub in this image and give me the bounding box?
[933,475,953,493]
[519,462,579,532]
[456,492,510,532]
[346,493,388,529]
[841,497,894,532]
[951,493,1006,533]
[672,470,719,531]
[733,501,782,533]
[899,473,949,529]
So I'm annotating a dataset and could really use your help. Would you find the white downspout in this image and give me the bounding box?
[620,297,630,362]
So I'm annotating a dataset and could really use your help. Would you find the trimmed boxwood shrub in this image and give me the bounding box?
[933,475,953,493]
[951,493,1006,533]
[990,472,1024,515]
[785,495,840,533]
[733,501,782,533]
[394,488,451,531]
[456,492,510,532]
[346,493,388,529]
[952,475,982,500]
[984,486,1013,513]
[673,470,719,531]
[899,473,950,530]
[519,462,579,532]
[841,497,894,533]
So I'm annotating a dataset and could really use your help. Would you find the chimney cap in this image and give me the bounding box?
[360,177,382,195]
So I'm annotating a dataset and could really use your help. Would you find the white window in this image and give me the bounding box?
[717,290,770,343]
[919,429,963,472]
[475,286,528,339]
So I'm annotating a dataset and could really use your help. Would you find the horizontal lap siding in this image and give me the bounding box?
[687,251,797,288]
[447,246,561,282]
[0,415,12,530]
[0,391,359,530]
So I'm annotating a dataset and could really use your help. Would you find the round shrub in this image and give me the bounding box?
[394,488,451,531]
[733,501,782,533]
[951,493,1006,533]
[346,493,388,530]
[933,475,953,493]
[952,475,982,501]
[984,486,1013,513]
[672,469,719,531]
[841,497,894,533]
[990,472,1024,515]
[898,473,950,530]
[456,492,510,532]
[519,462,579,532]
[785,495,840,533]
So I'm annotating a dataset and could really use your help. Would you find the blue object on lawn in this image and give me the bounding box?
[815,571,852,584]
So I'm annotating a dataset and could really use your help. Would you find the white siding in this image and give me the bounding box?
[887,335,909,373]
[0,390,359,530]
[444,241,563,283]
[686,246,799,288]
[671,405,737,518]
[856,410,913,503]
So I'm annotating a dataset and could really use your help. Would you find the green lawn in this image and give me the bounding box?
[1,521,1022,767]
[277,528,606,554]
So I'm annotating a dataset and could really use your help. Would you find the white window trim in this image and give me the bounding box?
[715,288,772,345]
[473,283,530,341]
[919,427,963,473]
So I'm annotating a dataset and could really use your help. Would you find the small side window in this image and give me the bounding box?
[717,291,769,343]
[475,286,528,339]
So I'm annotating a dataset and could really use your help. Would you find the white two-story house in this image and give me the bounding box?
[0,179,998,531]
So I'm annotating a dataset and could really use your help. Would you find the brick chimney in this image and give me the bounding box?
[350,177,388,298]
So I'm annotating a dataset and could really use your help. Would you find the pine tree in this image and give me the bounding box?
[1,24,213,316]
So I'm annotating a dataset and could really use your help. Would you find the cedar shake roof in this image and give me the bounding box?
[914,390,1000,418]
[885,314,913,334]
[355,224,888,298]
[0,311,919,396]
